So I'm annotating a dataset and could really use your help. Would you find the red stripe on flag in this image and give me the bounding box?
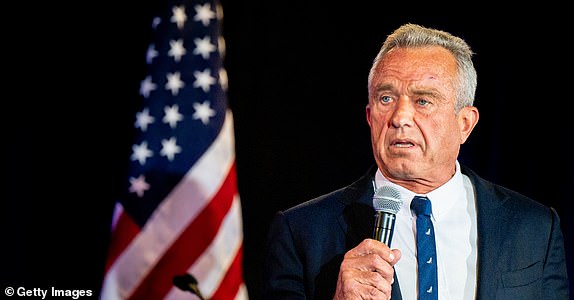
[127,162,238,299]
[104,211,140,273]
[210,244,245,299]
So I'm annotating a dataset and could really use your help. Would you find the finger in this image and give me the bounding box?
[355,269,393,295]
[363,253,396,283]
[346,239,395,262]
[337,269,392,299]
[340,251,396,286]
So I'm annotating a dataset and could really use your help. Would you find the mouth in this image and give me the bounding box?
[391,139,415,148]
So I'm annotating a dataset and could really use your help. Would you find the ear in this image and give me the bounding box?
[366,104,373,127]
[458,106,479,144]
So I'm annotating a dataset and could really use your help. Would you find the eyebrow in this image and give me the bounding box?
[408,87,441,99]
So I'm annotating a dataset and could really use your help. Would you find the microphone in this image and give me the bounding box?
[372,185,403,247]
[172,273,207,300]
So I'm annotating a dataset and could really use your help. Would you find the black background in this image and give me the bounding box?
[2,1,573,299]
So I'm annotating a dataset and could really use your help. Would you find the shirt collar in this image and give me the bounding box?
[374,161,465,220]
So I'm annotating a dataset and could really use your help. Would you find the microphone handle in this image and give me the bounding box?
[373,211,396,247]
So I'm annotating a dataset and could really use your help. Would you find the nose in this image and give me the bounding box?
[390,97,415,128]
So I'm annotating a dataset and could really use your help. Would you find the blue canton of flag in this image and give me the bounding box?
[128,0,227,227]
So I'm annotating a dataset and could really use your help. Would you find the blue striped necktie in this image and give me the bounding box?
[411,196,438,300]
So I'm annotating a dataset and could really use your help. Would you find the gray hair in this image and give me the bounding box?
[368,23,477,112]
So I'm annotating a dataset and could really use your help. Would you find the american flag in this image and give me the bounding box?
[100,0,249,299]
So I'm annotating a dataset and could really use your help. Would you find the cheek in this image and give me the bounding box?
[370,123,388,149]
[433,119,461,146]
[369,110,390,127]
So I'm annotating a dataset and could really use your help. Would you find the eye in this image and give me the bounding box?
[379,95,392,104]
[416,99,430,106]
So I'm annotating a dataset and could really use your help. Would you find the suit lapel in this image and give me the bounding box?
[464,166,511,299]
[336,166,377,246]
[336,166,404,299]
[390,272,403,299]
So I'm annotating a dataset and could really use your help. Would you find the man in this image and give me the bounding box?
[262,23,569,299]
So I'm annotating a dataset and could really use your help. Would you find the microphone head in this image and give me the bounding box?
[173,273,198,291]
[373,185,402,214]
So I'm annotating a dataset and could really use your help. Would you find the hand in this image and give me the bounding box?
[333,238,401,300]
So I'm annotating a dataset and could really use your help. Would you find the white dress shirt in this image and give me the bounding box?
[374,161,478,299]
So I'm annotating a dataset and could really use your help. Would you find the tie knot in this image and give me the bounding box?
[411,196,432,217]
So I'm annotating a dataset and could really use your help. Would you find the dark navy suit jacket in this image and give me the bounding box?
[262,164,569,299]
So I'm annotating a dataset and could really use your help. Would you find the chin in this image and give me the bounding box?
[385,161,420,178]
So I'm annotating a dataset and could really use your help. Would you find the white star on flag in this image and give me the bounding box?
[131,141,153,165]
[194,3,215,26]
[193,101,216,125]
[128,174,150,198]
[146,44,159,64]
[193,68,215,92]
[168,39,187,62]
[171,5,187,29]
[193,36,216,59]
[165,71,185,95]
[140,75,157,98]
[135,108,155,132]
[163,104,183,128]
[160,137,182,161]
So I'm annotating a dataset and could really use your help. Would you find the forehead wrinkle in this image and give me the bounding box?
[376,83,395,92]
[373,81,442,99]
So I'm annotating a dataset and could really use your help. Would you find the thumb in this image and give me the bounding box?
[390,249,402,265]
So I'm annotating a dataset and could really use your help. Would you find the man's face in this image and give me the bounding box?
[366,46,478,191]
